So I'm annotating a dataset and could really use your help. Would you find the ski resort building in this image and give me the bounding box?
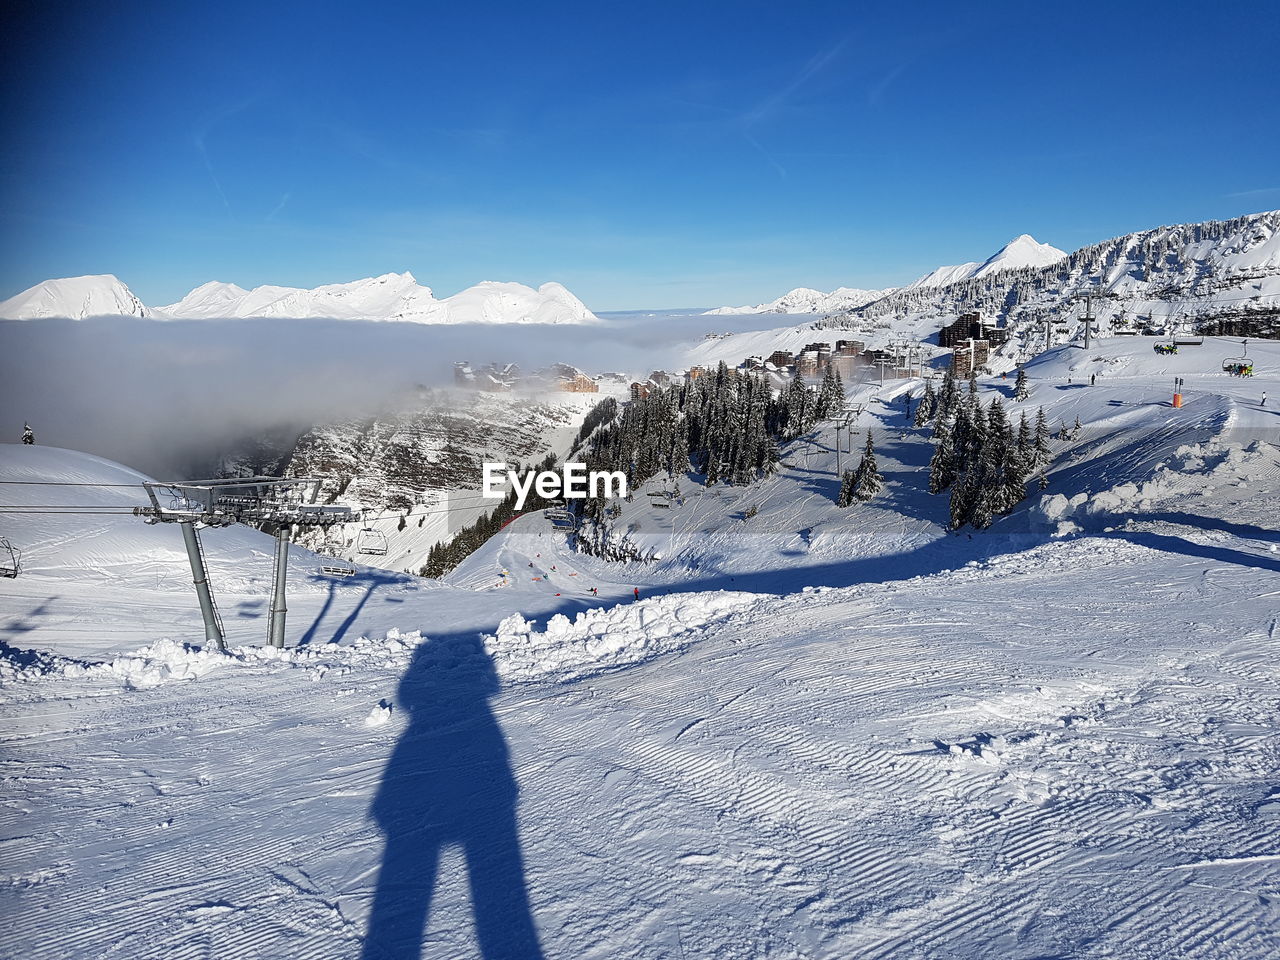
[951,338,991,375]
[767,350,795,368]
[939,312,1008,349]
[630,380,656,401]
[558,373,600,393]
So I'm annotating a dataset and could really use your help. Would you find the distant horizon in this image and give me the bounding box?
[2,2,1278,311]
[8,207,1280,315]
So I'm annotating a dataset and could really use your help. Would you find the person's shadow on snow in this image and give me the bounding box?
[362,632,543,960]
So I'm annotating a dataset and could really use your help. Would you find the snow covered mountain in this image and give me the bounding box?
[0,272,598,324]
[703,235,1065,316]
[691,211,1280,370]
[704,286,891,316]
[904,234,1067,290]
[837,210,1280,352]
[0,274,154,320]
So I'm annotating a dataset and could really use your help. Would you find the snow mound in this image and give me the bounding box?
[1035,439,1278,535]
[364,699,394,727]
[485,591,764,683]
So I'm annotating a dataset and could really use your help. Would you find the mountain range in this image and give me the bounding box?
[704,234,1068,315]
[0,271,598,324]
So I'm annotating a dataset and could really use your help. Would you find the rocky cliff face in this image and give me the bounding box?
[273,387,609,572]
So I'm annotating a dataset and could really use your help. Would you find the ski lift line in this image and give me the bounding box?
[0,479,150,487]
[0,506,141,512]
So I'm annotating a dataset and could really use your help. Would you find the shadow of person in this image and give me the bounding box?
[362,631,543,960]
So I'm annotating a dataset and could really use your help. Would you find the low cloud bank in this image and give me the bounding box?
[0,312,776,476]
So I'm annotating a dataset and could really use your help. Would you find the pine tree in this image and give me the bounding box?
[1014,366,1029,401]
[936,367,958,424]
[836,468,856,507]
[852,432,884,501]
[928,419,956,494]
[816,365,843,420]
[1017,411,1032,465]
[913,379,937,427]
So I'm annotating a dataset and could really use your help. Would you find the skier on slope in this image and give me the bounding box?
[633,587,640,601]
[21,423,34,445]
[1263,391,1268,407]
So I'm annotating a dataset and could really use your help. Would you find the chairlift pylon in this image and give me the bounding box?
[0,537,20,578]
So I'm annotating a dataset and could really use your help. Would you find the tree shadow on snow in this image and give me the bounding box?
[1114,529,1280,574]
[362,631,543,960]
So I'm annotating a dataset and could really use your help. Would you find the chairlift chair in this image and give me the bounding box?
[1222,356,1254,376]
[0,537,19,578]
[545,509,577,531]
[319,564,357,578]
[1153,341,1178,355]
[356,527,388,556]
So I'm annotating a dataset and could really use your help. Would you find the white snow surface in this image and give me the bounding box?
[3,334,1280,958]
[1,271,598,324]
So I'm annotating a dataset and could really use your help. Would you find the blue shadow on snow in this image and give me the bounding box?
[362,630,543,960]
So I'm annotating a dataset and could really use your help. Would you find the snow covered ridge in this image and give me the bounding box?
[0,271,598,324]
[704,286,892,316]
[702,234,1066,315]
[838,209,1280,338]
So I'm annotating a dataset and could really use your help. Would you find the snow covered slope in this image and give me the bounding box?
[704,286,890,316]
[4,335,1280,958]
[1,272,598,323]
[0,274,153,320]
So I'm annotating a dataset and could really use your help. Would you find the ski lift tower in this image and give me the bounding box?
[135,477,352,650]
[834,403,864,474]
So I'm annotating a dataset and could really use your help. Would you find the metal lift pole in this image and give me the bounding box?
[268,527,290,648]
[180,521,226,652]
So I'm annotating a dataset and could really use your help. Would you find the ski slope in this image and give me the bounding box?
[2,336,1279,959]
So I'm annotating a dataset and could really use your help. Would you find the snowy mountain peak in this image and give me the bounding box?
[977,234,1067,275]
[0,274,152,320]
[4,272,597,324]
[906,234,1067,291]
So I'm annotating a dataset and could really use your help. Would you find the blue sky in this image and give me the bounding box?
[2,0,1278,310]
